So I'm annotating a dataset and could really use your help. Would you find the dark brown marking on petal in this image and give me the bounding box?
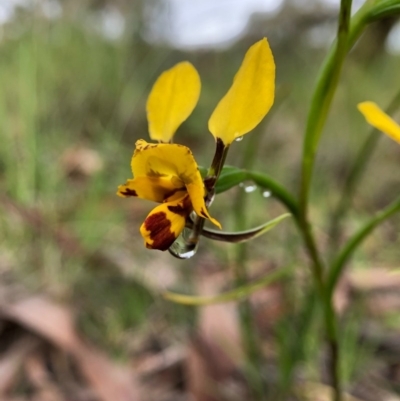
[147,169,164,177]
[135,141,157,151]
[214,137,226,160]
[167,195,192,216]
[199,207,208,218]
[168,204,187,216]
[143,212,176,251]
[120,188,137,197]
[163,187,186,201]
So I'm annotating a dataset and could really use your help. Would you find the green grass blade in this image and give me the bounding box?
[163,267,291,306]
[328,195,400,297]
[299,0,353,216]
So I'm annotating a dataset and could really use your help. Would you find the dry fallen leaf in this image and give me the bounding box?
[186,270,247,401]
[348,268,400,292]
[0,337,40,394]
[0,294,141,401]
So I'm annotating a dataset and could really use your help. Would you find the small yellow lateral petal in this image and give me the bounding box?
[186,182,221,229]
[358,101,400,144]
[117,176,185,202]
[146,62,201,143]
[208,38,275,145]
[140,195,191,250]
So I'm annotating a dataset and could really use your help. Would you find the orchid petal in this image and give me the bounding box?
[131,140,221,228]
[140,195,191,250]
[208,38,275,145]
[117,176,185,202]
[147,62,201,142]
[358,101,400,144]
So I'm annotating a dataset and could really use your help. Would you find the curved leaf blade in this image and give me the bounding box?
[163,267,291,305]
[186,213,291,243]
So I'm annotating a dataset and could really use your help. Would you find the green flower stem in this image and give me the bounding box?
[296,1,373,399]
[329,90,400,255]
[327,195,400,299]
[298,0,400,217]
[205,138,230,192]
[366,0,400,20]
[325,196,400,399]
[299,0,353,217]
[240,1,400,385]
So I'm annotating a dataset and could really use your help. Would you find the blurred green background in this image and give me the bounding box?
[1,0,400,398]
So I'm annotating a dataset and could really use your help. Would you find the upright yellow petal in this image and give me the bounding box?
[147,62,201,143]
[208,38,275,145]
[358,101,400,144]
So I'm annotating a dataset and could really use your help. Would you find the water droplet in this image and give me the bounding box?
[262,190,271,198]
[169,243,198,259]
[244,184,257,193]
[168,228,198,259]
[235,136,243,142]
[239,181,258,194]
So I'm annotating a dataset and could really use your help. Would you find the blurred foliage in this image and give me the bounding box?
[1,1,400,398]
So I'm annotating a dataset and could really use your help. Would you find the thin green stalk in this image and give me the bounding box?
[277,288,319,396]
[297,2,400,399]
[296,0,398,233]
[329,90,400,254]
[297,1,357,399]
[366,0,400,20]
[327,195,400,298]
[293,222,341,401]
[299,0,353,217]
[298,0,400,216]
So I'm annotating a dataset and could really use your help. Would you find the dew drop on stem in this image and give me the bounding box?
[168,228,198,259]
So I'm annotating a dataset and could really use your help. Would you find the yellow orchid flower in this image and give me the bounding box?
[208,38,275,145]
[118,38,276,251]
[117,140,221,250]
[147,62,201,143]
[358,101,400,144]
